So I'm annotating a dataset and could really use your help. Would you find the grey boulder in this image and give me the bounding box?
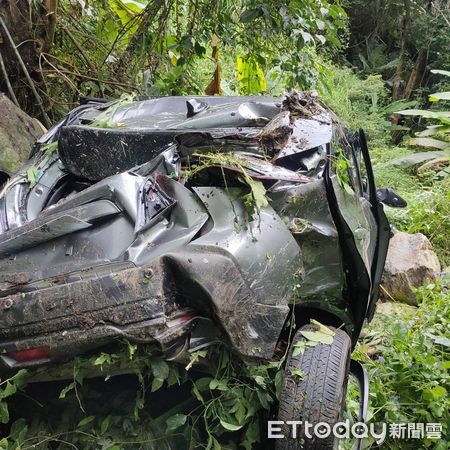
[0,94,45,174]
[381,231,441,305]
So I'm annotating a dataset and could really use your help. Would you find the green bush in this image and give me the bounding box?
[353,280,450,449]
[319,66,391,147]
[387,176,450,267]
[373,163,418,195]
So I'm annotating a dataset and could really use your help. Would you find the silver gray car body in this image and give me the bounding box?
[0,93,390,373]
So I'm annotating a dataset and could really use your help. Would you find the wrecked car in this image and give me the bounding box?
[0,92,401,449]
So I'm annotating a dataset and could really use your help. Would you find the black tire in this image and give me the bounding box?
[276,324,351,450]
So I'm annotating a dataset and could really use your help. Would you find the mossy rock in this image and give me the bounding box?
[0,94,45,174]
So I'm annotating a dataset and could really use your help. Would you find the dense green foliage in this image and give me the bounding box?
[353,281,450,450]
[0,346,282,449]
[397,69,450,151]
[345,0,450,103]
[42,0,347,118]
[0,0,449,448]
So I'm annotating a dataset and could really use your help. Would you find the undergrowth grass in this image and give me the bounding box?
[352,281,450,449]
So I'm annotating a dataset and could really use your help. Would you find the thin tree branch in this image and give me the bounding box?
[114,0,166,77]
[41,68,137,90]
[62,26,97,74]
[0,17,51,127]
[40,53,81,93]
[0,48,19,106]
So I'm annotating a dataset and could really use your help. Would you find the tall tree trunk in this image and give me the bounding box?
[403,48,428,100]
[390,0,413,143]
[392,0,411,101]
[42,0,59,53]
[391,47,429,143]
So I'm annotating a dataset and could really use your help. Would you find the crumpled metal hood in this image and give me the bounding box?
[57,95,333,181]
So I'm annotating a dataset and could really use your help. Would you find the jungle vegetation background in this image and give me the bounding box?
[0,0,448,449]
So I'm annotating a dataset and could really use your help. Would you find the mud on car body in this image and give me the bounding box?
[0,92,400,449]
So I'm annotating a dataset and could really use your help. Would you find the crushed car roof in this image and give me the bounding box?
[49,92,335,180]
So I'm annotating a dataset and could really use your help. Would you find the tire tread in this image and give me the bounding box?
[276,324,351,450]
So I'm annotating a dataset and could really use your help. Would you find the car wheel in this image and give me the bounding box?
[276,324,351,450]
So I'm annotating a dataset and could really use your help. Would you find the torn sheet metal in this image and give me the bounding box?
[0,91,390,373]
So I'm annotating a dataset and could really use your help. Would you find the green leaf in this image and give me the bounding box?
[434,336,450,347]
[219,419,243,431]
[209,379,228,391]
[406,137,449,150]
[236,54,267,95]
[234,402,246,424]
[110,0,145,30]
[167,366,179,386]
[0,382,16,399]
[185,349,208,371]
[326,34,340,46]
[194,42,206,57]
[293,341,306,356]
[240,9,262,23]
[253,375,266,388]
[391,151,450,167]
[431,69,450,77]
[431,386,447,400]
[0,402,9,424]
[242,419,260,450]
[291,368,304,381]
[396,109,450,122]
[166,413,187,431]
[9,418,28,442]
[120,0,146,12]
[220,351,229,370]
[126,341,137,360]
[151,377,164,392]
[206,436,221,450]
[256,389,272,410]
[192,383,204,403]
[77,416,95,428]
[26,166,39,188]
[59,382,76,399]
[100,416,110,434]
[310,319,336,336]
[41,141,58,155]
[195,377,212,391]
[382,99,418,115]
[416,125,450,137]
[150,358,169,381]
[300,330,334,345]
[10,369,28,386]
[95,353,113,367]
[247,178,268,213]
[429,92,450,102]
[274,369,283,400]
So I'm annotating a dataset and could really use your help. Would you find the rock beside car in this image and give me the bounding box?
[381,231,441,305]
[0,94,45,174]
